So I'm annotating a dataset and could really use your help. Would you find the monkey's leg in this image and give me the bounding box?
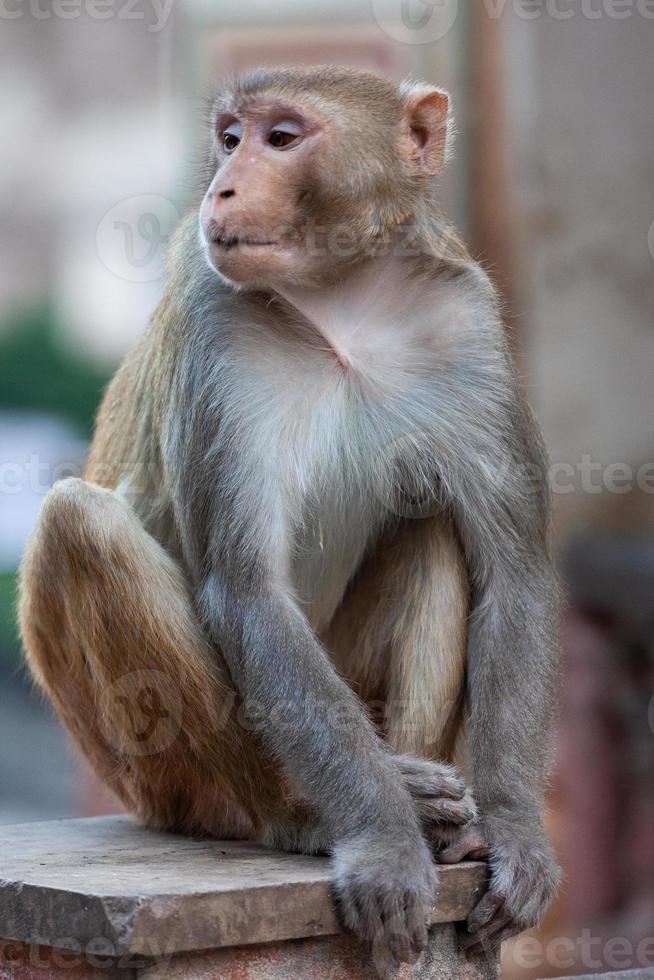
[323,515,476,842]
[18,478,306,841]
[325,514,468,762]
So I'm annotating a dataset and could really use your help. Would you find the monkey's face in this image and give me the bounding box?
[199,98,334,288]
[199,76,451,290]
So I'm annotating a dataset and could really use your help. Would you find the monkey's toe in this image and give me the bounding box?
[394,754,467,801]
[416,791,478,833]
[436,826,490,863]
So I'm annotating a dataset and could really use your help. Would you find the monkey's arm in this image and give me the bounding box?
[459,539,559,948]
[194,565,447,969]
[441,362,561,948]
[197,570,416,839]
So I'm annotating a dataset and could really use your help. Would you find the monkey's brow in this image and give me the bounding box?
[217,97,312,123]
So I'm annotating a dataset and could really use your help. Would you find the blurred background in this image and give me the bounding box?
[0,1,653,976]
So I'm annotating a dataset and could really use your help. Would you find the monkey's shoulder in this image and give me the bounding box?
[381,256,507,363]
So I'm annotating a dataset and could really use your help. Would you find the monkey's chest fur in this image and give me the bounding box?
[220,289,480,632]
[251,379,423,631]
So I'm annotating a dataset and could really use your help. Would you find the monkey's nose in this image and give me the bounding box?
[219,189,235,199]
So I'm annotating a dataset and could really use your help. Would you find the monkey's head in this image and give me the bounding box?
[199,66,451,290]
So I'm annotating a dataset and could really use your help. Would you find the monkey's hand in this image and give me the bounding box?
[333,828,437,978]
[332,756,475,977]
[437,815,560,952]
[394,754,478,842]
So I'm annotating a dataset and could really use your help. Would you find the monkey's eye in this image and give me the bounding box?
[222,121,242,153]
[268,121,303,149]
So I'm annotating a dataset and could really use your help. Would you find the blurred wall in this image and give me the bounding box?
[503,8,654,540]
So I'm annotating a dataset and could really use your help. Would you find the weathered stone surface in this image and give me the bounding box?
[0,940,133,979]
[0,927,500,980]
[556,973,654,980]
[139,926,499,979]
[0,817,489,958]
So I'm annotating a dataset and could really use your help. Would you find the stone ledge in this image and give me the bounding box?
[556,973,654,980]
[0,928,499,979]
[0,816,489,959]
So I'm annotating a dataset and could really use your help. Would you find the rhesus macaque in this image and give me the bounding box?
[19,66,560,974]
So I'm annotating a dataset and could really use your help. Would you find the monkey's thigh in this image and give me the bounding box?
[18,478,297,839]
[324,515,469,763]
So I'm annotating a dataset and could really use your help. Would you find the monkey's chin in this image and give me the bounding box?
[205,242,316,290]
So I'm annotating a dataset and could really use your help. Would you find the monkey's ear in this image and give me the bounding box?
[399,83,451,177]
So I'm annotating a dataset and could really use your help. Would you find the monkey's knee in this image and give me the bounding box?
[29,477,147,571]
[38,475,113,524]
[22,478,123,598]
[20,479,107,669]
[21,477,206,688]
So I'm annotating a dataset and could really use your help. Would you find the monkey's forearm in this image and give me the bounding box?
[442,391,562,941]
[198,572,414,838]
[466,560,559,826]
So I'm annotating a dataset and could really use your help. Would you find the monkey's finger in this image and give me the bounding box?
[395,756,466,800]
[337,901,361,935]
[370,945,396,980]
[405,891,428,957]
[335,882,364,934]
[467,891,505,935]
[484,920,523,948]
[418,794,477,828]
[420,772,466,800]
[416,782,466,801]
[378,894,406,967]
[388,927,419,967]
[459,913,521,953]
[370,921,401,978]
[360,889,385,941]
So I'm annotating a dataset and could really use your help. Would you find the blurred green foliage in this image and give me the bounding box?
[0,305,110,438]
[0,573,19,667]
[0,305,111,666]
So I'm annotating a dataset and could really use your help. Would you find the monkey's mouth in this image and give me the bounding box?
[210,232,279,250]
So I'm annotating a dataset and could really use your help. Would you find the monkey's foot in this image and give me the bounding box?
[393,754,478,843]
[433,825,490,862]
